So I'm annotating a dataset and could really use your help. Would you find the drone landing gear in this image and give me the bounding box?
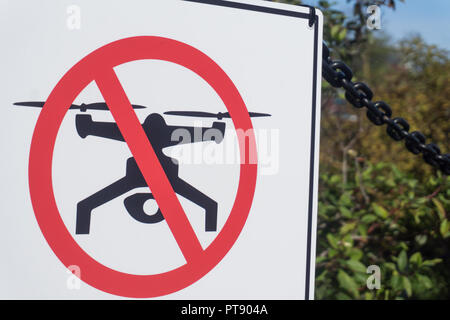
[75,176,218,234]
[76,176,139,234]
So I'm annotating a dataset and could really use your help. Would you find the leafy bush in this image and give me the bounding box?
[266,0,449,299]
[315,161,450,299]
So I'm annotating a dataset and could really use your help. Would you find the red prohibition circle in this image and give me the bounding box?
[28,36,257,298]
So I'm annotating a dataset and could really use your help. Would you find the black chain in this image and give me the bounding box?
[322,42,450,175]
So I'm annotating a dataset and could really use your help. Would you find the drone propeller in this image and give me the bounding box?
[13,101,147,111]
[164,111,271,120]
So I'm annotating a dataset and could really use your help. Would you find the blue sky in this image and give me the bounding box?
[304,0,450,50]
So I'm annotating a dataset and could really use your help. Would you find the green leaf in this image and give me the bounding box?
[390,273,402,291]
[337,28,347,41]
[415,234,427,246]
[391,166,402,179]
[440,219,449,238]
[316,270,328,282]
[362,165,373,180]
[354,272,368,285]
[402,276,412,297]
[328,248,338,258]
[342,234,354,248]
[340,206,353,218]
[373,203,389,219]
[357,224,367,238]
[330,174,340,185]
[428,176,438,187]
[364,292,374,300]
[337,270,360,298]
[432,198,446,221]
[399,242,408,251]
[316,256,327,264]
[348,248,363,261]
[339,192,352,207]
[331,25,341,39]
[340,222,357,234]
[397,251,408,272]
[416,274,433,289]
[361,214,378,224]
[346,260,366,274]
[409,252,422,266]
[327,233,339,249]
[386,178,396,188]
[422,258,442,267]
[384,262,396,271]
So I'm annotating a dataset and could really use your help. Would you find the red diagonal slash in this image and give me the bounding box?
[94,67,203,262]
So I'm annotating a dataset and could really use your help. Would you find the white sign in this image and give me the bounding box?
[0,0,323,299]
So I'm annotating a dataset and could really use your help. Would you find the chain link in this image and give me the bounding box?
[322,42,450,175]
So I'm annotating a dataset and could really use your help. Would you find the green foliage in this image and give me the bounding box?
[316,163,450,299]
[267,0,449,299]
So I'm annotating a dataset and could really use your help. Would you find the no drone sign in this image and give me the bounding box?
[0,0,322,299]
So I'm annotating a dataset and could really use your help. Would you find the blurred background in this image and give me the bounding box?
[268,0,449,299]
